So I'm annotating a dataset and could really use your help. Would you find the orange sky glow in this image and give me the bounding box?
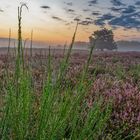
[0,0,140,45]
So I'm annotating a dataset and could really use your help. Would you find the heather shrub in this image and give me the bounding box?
[87,74,140,139]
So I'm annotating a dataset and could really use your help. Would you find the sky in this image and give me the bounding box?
[0,0,140,45]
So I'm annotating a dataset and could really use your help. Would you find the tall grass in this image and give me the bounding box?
[0,4,112,140]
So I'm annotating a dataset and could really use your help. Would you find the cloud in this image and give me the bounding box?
[135,1,140,5]
[52,16,65,22]
[79,20,93,25]
[64,8,76,15]
[67,9,75,13]
[83,9,90,12]
[110,5,137,15]
[109,13,140,29]
[122,5,136,14]
[101,13,115,20]
[110,0,125,6]
[93,6,140,29]
[88,0,98,6]
[94,19,105,26]
[65,22,71,26]
[64,2,73,6]
[74,16,93,25]
[85,17,93,20]
[41,5,51,9]
[95,13,115,25]
[0,9,4,12]
[110,7,124,12]
[74,17,81,22]
[91,11,101,16]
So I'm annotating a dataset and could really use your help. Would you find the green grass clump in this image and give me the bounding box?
[0,4,112,140]
[114,65,125,80]
[129,64,140,84]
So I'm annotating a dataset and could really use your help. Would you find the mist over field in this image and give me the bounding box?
[0,37,140,52]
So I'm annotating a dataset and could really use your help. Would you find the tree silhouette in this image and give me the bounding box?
[89,28,117,51]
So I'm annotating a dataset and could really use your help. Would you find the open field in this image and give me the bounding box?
[1,0,140,139]
[0,48,140,139]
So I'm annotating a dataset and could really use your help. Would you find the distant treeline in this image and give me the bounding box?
[117,41,140,47]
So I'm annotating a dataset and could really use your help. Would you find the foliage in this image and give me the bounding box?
[0,5,112,140]
[89,28,117,51]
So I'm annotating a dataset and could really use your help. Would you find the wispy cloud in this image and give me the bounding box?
[67,9,75,12]
[110,0,125,6]
[0,9,4,12]
[94,13,115,26]
[52,16,66,22]
[110,7,125,12]
[83,9,90,12]
[85,17,93,20]
[94,18,105,26]
[109,12,140,29]
[64,2,73,6]
[41,5,51,9]
[64,7,76,16]
[91,11,100,16]
[65,8,75,13]
[122,5,136,14]
[79,20,93,25]
[88,0,98,6]
[74,17,81,22]
[135,1,140,5]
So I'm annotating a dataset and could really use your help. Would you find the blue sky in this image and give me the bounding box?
[0,0,140,44]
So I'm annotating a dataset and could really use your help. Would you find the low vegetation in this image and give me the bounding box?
[0,4,140,140]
